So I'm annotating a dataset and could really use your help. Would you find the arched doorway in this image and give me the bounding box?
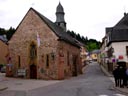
[30,64,37,79]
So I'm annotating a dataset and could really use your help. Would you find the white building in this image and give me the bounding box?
[101,13,128,72]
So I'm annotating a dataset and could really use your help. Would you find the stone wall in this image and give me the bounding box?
[56,41,82,79]
[9,9,58,78]
[8,9,82,80]
[0,40,8,64]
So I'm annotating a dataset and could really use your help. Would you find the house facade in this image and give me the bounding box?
[7,3,82,80]
[100,13,128,72]
[90,49,100,62]
[80,46,88,66]
[100,36,109,70]
[0,37,8,65]
[0,35,8,72]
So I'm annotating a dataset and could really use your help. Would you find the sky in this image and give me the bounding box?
[0,0,128,41]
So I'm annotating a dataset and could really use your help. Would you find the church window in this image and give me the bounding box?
[67,51,69,66]
[30,43,37,59]
[46,54,49,68]
[18,55,21,68]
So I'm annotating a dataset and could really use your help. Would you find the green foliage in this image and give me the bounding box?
[0,28,7,35]
[67,30,101,52]
[0,27,15,40]
[6,27,15,40]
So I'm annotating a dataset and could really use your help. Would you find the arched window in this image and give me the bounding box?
[30,43,37,59]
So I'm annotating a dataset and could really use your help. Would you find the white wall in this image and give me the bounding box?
[111,42,128,62]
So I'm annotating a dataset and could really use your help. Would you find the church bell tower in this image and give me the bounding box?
[55,2,66,31]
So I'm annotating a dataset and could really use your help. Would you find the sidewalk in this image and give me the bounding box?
[0,85,8,91]
[0,73,61,91]
[0,73,8,91]
[100,65,128,94]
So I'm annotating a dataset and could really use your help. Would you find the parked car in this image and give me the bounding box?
[1,66,6,73]
[117,61,126,68]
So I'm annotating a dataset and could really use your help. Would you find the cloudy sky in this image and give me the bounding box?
[0,0,128,41]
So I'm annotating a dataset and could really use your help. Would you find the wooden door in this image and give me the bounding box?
[72,55,77,76]
[30,64,37,79]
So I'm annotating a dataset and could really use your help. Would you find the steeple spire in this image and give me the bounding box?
[55,2,66,31]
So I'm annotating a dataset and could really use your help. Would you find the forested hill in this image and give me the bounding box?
[0,27,101,51]
[67,30,101,51]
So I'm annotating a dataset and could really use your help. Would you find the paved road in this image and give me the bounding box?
[0,62,126,96]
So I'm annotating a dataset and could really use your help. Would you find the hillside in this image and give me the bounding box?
[67,30,101,51]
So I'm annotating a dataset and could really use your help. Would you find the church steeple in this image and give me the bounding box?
[55,2,66,31]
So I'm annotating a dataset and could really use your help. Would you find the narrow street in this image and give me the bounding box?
[0,62,126,96]
[27,62,125,96]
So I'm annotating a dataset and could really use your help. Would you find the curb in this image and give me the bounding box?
[100,65,113,77]
[0,86,8,91]
[113,86,128,95]
[82,64,89,73]
[100,65,128,94]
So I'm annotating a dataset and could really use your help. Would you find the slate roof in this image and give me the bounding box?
[114,13,128,29]
[111,29,128,41]
[106,13,128,45]
[56,2,64,13]
[91,49,100,54]
[31,8,80,48]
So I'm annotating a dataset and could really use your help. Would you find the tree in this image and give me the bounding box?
[6,27,15,40]
[66,30,101,51]
[0,28,6,35]
[0,27,15,41]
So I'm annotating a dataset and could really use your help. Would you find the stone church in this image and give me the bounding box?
[7,3,82,80]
